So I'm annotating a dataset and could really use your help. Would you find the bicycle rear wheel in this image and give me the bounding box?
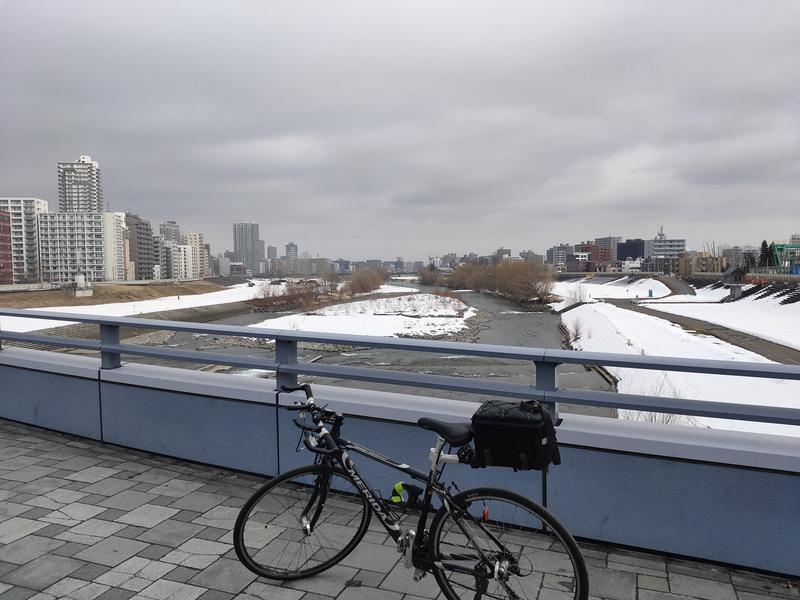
[430,487,588,600]
[233,464,371,580]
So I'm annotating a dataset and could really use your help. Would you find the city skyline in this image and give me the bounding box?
[1,2,798,258]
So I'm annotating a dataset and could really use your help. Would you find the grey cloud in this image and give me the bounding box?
[1,0,799,258]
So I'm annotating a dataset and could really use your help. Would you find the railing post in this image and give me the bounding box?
[534,360,559,421]
[100,324,121,369]
[276,338,298,388]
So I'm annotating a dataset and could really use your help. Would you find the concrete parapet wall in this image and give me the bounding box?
[0,347,798,576]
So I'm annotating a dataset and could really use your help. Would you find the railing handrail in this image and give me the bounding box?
[2,308,800,379]
[2,308,800,427]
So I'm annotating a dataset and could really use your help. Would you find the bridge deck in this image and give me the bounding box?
[0,418,796,600]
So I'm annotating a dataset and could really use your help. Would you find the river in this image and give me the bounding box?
[158,284,613,416]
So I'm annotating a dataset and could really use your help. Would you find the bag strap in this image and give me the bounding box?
[540,405,561,465]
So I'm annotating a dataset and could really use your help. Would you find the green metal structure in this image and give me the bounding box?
[772,243,800,275]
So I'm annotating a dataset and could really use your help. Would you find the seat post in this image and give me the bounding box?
[428,436,446,470]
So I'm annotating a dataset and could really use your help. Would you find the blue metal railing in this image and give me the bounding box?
[1,308,800,427]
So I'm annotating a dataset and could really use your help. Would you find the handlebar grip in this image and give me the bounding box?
[280,383,313,399]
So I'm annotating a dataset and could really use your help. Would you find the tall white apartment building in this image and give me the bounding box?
[58,155,103,212]
[103,212,127,282]
[38,212,106,283]
[181,231,207,278]
[0,197,49,283]
[178,244,198,280]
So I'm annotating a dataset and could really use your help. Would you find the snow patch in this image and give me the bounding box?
[249,294,476,338]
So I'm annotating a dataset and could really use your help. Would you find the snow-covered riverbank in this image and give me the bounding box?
[550,276,671,311]
[0,281,419,333]
[644,291,800,351]
[561,303,800,436]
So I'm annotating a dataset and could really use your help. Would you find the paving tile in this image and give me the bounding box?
[97,509,129,522]
[0,587,38,600]
[241,582,305,600]
[4,554,83,590]
[170,510,202,523]
[187,558,256,593]
[99,491,156,512]
[41,502,107,526]
[69,563,112,582]
[190,505,239,529]
[147,479,204,498]
[0,534,66,565]
[340,541,401,573]
[68,518,128,538]
[0,501,32,518]
[136,519,204,546]
[136,545,171,561]
[80,478,138,497]
[163,566,202,583]
[639,574,670,592]
[132,469,178,485]
[584,565,637,600]
[135,579,206,600]
[115,504,179,528]
[284,563,359,596]
[51,541,91,558]
[194,527,228,542]
[196,591,234,600]
[95,590,135,600]
[669,572,737,600]
[167,492,226,514]
[339,587,402,600]
[55,456,105,472]
[66,467,122,484]
[116,525,149,540]
[0,465,58,483]
[0,516,47,543]
[75,537,150,568]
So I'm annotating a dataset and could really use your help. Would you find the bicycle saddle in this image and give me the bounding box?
[417,418,473,446]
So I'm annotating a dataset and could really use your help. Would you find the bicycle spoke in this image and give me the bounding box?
[432,490,587,600]
[235,466,371,580]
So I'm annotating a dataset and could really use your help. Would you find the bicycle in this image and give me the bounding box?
[233,383,589,600]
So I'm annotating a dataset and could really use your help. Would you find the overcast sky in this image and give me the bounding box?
[1,1,798,260]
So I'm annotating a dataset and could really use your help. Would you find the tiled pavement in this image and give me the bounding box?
[0,418,797,600]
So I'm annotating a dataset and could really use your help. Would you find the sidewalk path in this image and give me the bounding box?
[0,418,797,599]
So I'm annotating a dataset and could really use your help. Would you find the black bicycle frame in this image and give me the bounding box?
[309,433,503,573]
[330,436,434,544]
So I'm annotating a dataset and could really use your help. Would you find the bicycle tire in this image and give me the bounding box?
[430,487,588,600]
[233,464,372,580]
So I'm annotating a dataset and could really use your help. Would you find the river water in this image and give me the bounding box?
[160,284,612,415]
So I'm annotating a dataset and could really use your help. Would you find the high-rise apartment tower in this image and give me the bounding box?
[58,155,103,212]
[233,222,262,275]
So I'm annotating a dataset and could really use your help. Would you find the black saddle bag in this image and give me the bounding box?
[471,399,561,471]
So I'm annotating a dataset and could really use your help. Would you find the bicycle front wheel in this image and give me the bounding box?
[233,464,371,580]
[430,487,588,600]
